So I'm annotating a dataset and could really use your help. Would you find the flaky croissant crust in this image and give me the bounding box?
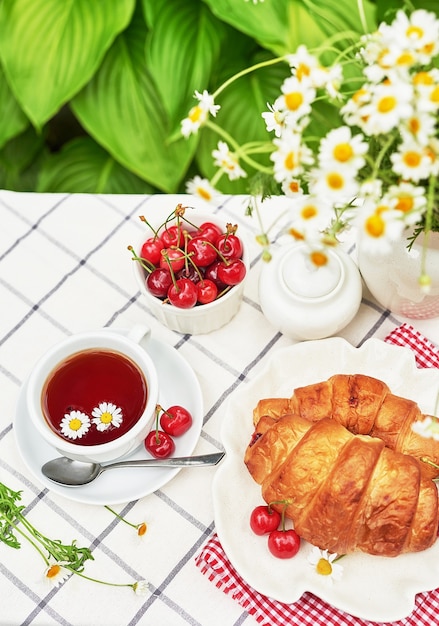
[245,374,439,557]
[252,373,439,480]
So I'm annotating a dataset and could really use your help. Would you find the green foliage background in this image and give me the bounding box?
[0,0,435,195]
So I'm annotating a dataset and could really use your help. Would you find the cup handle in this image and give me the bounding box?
[126,323,151,344]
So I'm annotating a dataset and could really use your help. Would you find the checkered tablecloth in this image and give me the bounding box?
[1,190,439,626]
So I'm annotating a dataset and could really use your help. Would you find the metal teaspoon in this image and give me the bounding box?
[41,452,225,486]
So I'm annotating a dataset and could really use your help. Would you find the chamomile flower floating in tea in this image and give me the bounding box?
[60,410,90,440]
[91,402,123,432]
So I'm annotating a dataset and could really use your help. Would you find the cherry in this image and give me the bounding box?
[267,529,300,559]
[204,261,227,289]
[140,237,164,266]
[160,224,184,248]
[187,237,218,267]
[217,258,246,286]
[146,267,173,298]
[199,221,223,243]
[176,265,201,283]
[216,233,243,259]
[144,430,175,458]
[250,505,281,535]
[159,248,185,272]
[159,405,193,437]
[167,278,198,308]
[197,279,218,304]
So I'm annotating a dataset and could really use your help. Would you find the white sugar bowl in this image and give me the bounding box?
[259,242,363,341]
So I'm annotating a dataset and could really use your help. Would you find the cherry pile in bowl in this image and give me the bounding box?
[129,205,246,309]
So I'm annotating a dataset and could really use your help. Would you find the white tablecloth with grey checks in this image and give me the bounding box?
[1,190,439,626]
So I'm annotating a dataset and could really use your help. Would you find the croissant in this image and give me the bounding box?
[252,374,439,480]
[244,414,439,556]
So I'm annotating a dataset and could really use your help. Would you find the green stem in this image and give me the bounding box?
[105,506,138,530]
[0,511,49,565]
[212,56,288,100]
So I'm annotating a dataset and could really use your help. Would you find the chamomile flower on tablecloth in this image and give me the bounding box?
[185,176,218,202]
[60,410,90,440]
[44,562,71,587]
[92,402,123,431]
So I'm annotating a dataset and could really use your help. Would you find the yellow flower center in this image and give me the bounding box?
[285,92,304,111]
[333,143,353,162]
[288,180,301,193]
[296,63,311,81]
[46,564,61,579]
[326,172,344,190]
[408,117,421,134]
[310,251,328,267]
[430,86,439,104]
[284,151,297,171]
[403,150,422,168]
[397,51,415,66]
[197,186,212,201]
[413,71,434,85]
[377,95,397,113]
[301,204,318,220]
[69,418,82,431]
[100,412,113,424]
[365,213,385,238]
[353,88,368,103]
[288,227,305,240]
[395,195,414,213]
[406,25,424,40]
[316,558,333,576]
[137,522,148,536]
[189,105,203,123]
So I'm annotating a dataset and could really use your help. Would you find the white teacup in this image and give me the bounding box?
[26,325,158,464]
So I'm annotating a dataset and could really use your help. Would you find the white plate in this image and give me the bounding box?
[213,337,439,622]
[14,333,203,505]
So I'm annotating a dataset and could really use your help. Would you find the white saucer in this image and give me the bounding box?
[14,333,203,505]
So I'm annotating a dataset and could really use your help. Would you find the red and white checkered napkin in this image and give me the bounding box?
[195,323,439,626]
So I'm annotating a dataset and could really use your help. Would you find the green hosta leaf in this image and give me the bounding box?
[0,63,29,150]
[203,0,377,56]
[37,137,155,194]
[71,10,196,193]
[145,0,227,126]
[0,126,47,191]
[0,0,135,129]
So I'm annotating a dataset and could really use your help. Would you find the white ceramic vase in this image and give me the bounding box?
[258,242,363,341]
[357,230,439,319]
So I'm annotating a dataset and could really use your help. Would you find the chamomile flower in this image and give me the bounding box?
[401,109,436,145]
[359,80,413,135]
[308,547,343,585]
[212,141,247,180]
[44,561,71,587]
[281,178,304,197]
[92,402,123,431]
[185,176,217,202]
[181,90,220,137]
[132,580,149,596]
[309,166,359,204]
[387,182,427,223]
[357,199,405,254]
[270,134,314,182]
[275,75,316,122]
[262,101,288,137]
[60,410,90,440]
[318,126,368,172]
[288,195,332,237]
[390,140,435,182]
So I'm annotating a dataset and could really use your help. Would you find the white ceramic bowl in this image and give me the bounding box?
[133,212,249,334]
[26,326,159,463]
